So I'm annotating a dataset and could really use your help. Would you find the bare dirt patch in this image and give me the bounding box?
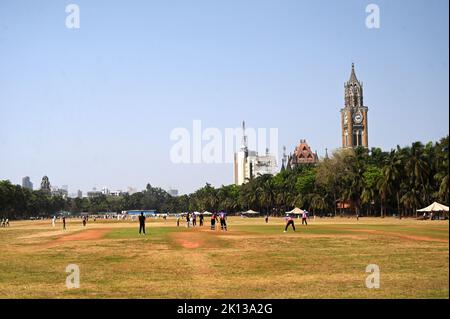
[14,228,114,251]
[172,232,205,249]
[57,229,112,242]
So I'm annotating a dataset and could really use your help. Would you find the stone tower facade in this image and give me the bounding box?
[40,175,51,194]
[340,64,369,148]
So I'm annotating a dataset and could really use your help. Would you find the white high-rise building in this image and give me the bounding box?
[102,187,110,195]
[234,121,277,185]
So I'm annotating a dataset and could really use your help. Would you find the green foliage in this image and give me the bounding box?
[363,165,382,189]
[0,136,448,219]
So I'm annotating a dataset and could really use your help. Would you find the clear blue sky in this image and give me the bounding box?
[0,0,448,194]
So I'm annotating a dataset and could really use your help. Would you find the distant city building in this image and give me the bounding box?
[110,190,122,196]
[77,190,83,198]
[40,176,51,193]
[102,187,110,195]
[87,189,102,198]
[22,176,33,190]
[51,186,68,198]
[283,139,319,170]
[168,188,179,197]
[234,121,278,185]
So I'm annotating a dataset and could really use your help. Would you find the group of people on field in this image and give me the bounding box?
[138,210,308,235]
[0,218,9,227]
[183,212,203,228]
[138,211,230,235]
[4,209,310,235]
[211,212,227,231]
[174,212,227,231]
[284,210,309,232]
[50,215,89,230]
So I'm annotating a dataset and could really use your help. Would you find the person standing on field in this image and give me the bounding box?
[265,215,269,224]
[186,212,190,228]
[62,216,66,230]
[219,212,227,231]
[211,212,218,231]
[138,212,146,235]
[284,214,296,232]
[302,211,308,226]
[199,213,204,226]
[192,213,197,227]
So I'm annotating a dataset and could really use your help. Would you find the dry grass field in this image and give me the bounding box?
[0,216,448,298]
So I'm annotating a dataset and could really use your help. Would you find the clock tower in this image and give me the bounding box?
[341,63,369,148]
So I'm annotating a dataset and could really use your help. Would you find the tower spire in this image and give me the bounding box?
[241,120,248,150]
[281,145,287,171]
[349,63,359,84]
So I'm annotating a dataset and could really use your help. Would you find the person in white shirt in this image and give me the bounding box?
[284,214,296,232]
[302,211,308,225]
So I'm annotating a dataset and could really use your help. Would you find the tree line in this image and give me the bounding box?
[0,136,448,219]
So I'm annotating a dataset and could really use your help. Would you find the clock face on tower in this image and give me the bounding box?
[353,111,363,124]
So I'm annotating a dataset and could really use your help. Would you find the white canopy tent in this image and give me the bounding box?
[241,209,260,215]
[202,211,212,215]
[286,207,305,215]
[417,202,449,212]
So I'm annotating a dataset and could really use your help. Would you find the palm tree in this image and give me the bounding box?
[406,142,430,206]
[439,175,449,203]
[377,173,391,218]
[382,149,403,217]
[310,193,327,215]
[256,176,274,214]
[400,187,421,217]
[361,187,376,216]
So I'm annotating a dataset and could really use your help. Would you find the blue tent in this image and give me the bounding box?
[126,210,157,216]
